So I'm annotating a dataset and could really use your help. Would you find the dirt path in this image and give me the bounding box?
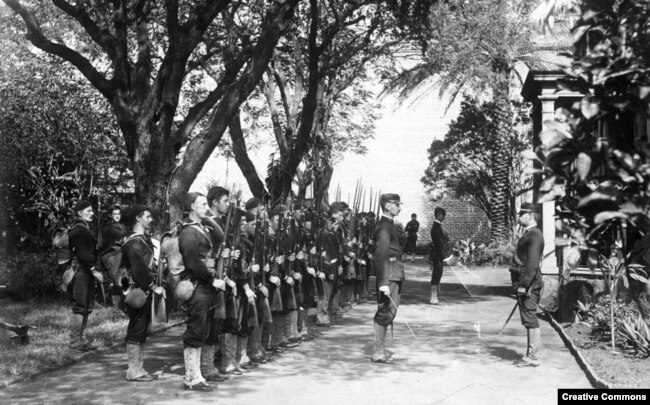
[0,263,591,404]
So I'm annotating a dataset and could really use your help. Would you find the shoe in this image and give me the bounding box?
[226,368,243,376]
[127,373,156,382]
[316,322,331,327]
[241,362,257,370]
[371,357,395,364]
[75,342,98,352]
[184,381,216,391]
[515,357,539,367]
[204,373,228,382]
[250,356,266,364]
[285,338,300,348]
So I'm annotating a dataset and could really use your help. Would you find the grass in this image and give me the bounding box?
[0,297,181,387]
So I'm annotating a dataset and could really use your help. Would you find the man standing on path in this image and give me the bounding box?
[178,192,227,391]
[404,213,419,263]
[371,193,404,364]
[429,207,448,305]
[511,202,544,367]
[121,205,165,382]
[68,199,103,352]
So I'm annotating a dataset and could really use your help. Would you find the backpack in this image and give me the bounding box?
[52,222,89,265]
[161,223,185,276]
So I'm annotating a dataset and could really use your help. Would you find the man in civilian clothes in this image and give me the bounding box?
[429,207,448,305]
[68,199,103,351]
[371,193,404,364]
[511,202,544,367]
[404,213,419,263]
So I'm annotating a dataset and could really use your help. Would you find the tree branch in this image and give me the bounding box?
[4,0,115,99]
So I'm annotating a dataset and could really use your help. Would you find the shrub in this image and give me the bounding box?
[5,252,62,300]
[464,238,516,266]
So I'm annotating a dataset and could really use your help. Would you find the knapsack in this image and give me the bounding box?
[52,222,89,265]
[161,223,185,276]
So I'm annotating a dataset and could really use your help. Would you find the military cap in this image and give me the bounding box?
[380,193,402,205]
[519,202,540,214]
[328,201,347,216]
[128,204,149,225]
[244,211,256,222]
[245,197,262,211]
[73,199,92,212]
[206,186,229,204]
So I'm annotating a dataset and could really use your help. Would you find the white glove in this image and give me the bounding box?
[367,253,373,259]
[293,272,302,282]
[349,252,356,258]
[153,286,165,297]
[226,278,236,289]
[297,251,305,260]
[347,241,354,248]
[306,267,316,277]
[288,253,296,262]
[92,270,103,283]
[221,248,231,259]
[251,264,260,273]
[379,285,390,295]
[232,249,241,260]
[321,251,327,258]
[259,285,269,298]
[338,266,343,275]
[275,255,284,265]
[269,275,281,286]
[212,279,226,290]
[310,247,317,254]
[264,263,270,273]
[285,276,295,286]
[318,272,326,280]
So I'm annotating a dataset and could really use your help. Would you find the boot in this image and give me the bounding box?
[80,314,98,351]
[201,344,227,381]
[517,328,540,367]
[185,347,215,391]
[429,285,439,305]
[126,343,153,381]
[372,323,393,363]
[69,313,84,349]
[220,334,242,375]
[286,311,300,346]
[270,314,287,350]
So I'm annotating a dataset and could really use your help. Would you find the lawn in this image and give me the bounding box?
[0,298,180,388]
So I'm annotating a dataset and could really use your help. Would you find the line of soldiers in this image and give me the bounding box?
[64,187,406,390]
[175,188,385,390]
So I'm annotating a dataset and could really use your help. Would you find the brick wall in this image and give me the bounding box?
[416,197,491,248]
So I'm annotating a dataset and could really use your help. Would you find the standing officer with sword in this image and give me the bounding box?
[371,193,405,364]
[507,202,544,367]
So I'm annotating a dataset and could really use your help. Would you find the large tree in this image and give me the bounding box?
[3,0,299,227]
[232,0,399,207]
[422,97,532,225]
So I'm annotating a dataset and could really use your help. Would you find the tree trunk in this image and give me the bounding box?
[489,84,513,241]
[229,112,268,199]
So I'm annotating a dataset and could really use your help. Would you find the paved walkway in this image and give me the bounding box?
[0,263,591,405]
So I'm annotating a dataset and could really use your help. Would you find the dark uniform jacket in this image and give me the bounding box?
[373,215,405,286]
[122,233,155,290]
[430,221,448,259]
[178,221,214,286]
[101,221,126,253]
[405,219,419,238]
[514,226,544,289]
[69,219,98,271]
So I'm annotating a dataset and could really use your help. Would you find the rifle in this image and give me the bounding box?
[260,212,273,323]
[213,203,234,320]
[154,247,168,323]
[270,214,284,312]
[245,211,261,328]
[225,206,242,323]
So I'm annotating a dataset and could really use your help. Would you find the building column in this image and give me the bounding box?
[539,95,559,275]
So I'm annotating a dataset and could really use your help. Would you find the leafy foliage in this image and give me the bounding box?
[422,97,532,221]
[0,32,127,248]
[534,0,650,343]
[5,252,61,299]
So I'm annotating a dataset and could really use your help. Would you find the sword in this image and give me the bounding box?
[386,294,418,339]
[498,299,519,335]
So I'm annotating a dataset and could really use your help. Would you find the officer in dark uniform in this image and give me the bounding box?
[511,202,544,367]
[178,192,226,391]
[372,193,405,364]
[429,207,448,305]
[68,199,103,351]
[121,205,164,381]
